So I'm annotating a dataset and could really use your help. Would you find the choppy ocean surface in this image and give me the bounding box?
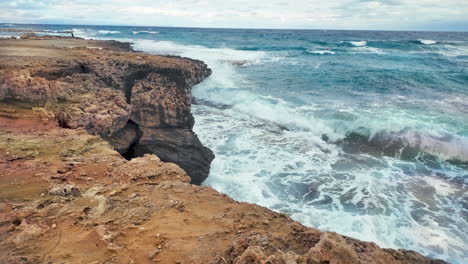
[2,24,467,263]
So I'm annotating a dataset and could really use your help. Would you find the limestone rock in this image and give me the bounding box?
[0,37,214,184]
[134,128,215,185]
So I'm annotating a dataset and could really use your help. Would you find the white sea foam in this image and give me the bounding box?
[132,31,159,34]
[419,39,437,45]
[307,49,335,55]
[194,101,468,264]
[350,41,367,47]
[399,130,468,162]
[66,28,91,38]
[350,46,387,55]
[97,30,121,34]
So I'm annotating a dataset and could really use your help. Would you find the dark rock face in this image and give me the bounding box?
[134,128,215,185]
[103,120,140,155]
[0,38,214,184]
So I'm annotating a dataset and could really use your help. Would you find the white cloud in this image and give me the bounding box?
[0,0,467,31]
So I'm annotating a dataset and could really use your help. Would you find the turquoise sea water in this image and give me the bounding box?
[2,24,467,263]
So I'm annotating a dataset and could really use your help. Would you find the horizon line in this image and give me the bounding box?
[1,22,467,33]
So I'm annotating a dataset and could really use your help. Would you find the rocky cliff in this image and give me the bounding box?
[0,37,214,185]
[0,37,447,264]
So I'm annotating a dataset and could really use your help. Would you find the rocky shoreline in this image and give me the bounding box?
[0,37,213,185]
[0,37,447,263]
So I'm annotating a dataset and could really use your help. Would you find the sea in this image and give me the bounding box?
[1,24,467,263]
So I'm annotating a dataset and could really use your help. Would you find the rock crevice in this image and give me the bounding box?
[0,37,214,184]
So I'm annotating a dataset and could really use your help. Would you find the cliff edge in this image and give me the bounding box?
[0,37,447,264]
[0,37,214,185]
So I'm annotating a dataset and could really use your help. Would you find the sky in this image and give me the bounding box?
[0,0,467,31]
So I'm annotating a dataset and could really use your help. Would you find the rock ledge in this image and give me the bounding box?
[0,37,214,184]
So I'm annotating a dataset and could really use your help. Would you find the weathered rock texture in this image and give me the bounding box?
[0,37,214,184]
[0,103,447,264]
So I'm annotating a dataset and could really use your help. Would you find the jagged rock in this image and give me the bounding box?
[134,128,215,185]
[110,154,191,183]
[0,37,214,184]
[103,121,140,154]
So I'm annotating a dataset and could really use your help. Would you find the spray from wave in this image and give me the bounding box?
[307,49,336,55]
[97,30,121,34]
[132,31,159,34]
[350,41,367,47]
[418,39,438,45]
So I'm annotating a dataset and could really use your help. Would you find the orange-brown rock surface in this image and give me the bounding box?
[0,37,213,185]
[0,38,447,264]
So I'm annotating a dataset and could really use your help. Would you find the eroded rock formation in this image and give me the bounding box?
[0,37,214,184]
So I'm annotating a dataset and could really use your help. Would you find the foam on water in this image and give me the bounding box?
[193,99,467,263]
[307,49,336,55]
[132,31,159,34]
[350,46,387,54]
[133,39,268,64]
[350,40,367,46]
[419,39,438,45]
[97,30,121,34]
[401,130,468,162]
[68,28,91,37]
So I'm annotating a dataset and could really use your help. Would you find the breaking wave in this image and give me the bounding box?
[132,31,159,34]
[337,130,468,164]
[350,41,367,47]
[306,49,336,55]
[418,39,438,45]
[97,30,121,34]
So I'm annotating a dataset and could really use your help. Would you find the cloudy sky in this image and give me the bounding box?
[0,0,467,31]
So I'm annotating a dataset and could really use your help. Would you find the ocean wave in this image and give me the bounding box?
[65,28,91,37]
[349,46,387,55]
[97,30,121,34]
[194,101,468,264]
[132,39,270,68]
[337,129,468,163]
[132,31,159,34]
[306,49,335,55]
[432,45,468,57]
[350,41,367,47]
[418,39,438,45]
[336,40,368,47]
